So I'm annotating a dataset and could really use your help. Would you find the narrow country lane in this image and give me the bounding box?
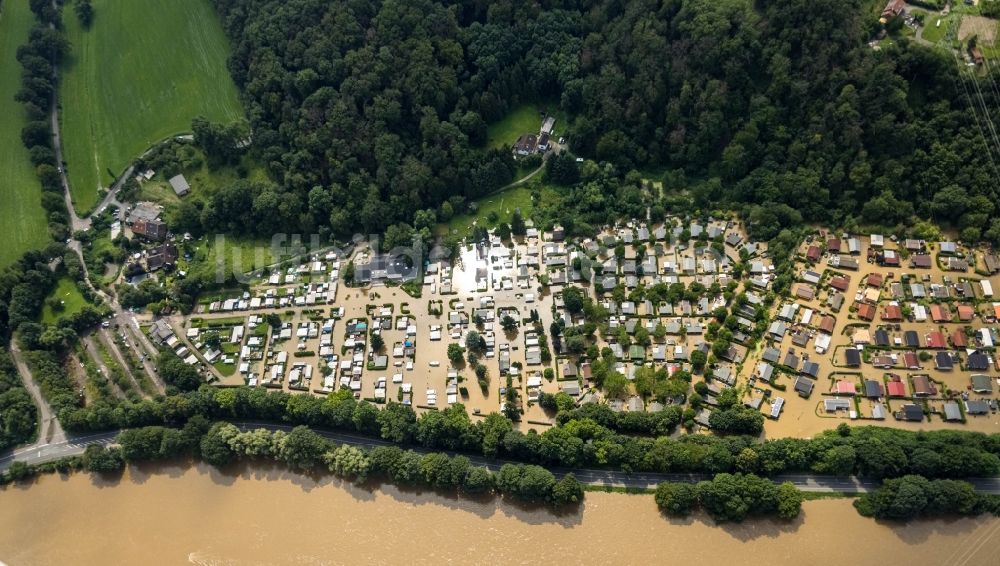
[8,342,65,448]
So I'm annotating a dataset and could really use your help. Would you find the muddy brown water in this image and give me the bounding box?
[0,463,997,565]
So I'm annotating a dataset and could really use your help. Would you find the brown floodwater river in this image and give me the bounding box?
[0,463,997,565]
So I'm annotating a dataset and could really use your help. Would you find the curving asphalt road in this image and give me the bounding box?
[7,421,1000,495]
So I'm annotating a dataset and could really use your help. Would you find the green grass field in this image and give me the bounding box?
[0,1,52,267]
[60,0,244,212]
[435,184,560,237]
[41,278,91,323]
[180,235,276,286]
[486,102,567,149]
[921,15,953,43]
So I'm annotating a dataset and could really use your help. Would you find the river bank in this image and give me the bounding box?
[0,462,997,565]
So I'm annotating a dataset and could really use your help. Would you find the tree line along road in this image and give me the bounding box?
[4,421,1000,495]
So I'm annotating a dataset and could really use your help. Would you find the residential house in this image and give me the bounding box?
[886,379,907,397]
[912,374,938,396]
[864,379,883,398]
[896,404,924,422]
[858,303,876,321]
[911,254,932,269]
[966,400,990,415]
[794,376,814,398]
[132,219,168,241]
[971,374,993,394]
[844,348,861,367]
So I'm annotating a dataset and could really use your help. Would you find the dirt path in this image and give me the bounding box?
[8,342,66,446]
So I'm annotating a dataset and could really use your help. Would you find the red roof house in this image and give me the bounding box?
[903,351,920,369]
[819,316,836,334]
[867,273,883,287]
[925,331,946,349]
[882,0,905,19]
[930,304,950,323]
[882,304,902,321]
[834,380,857,395]
[957,305,975,322]
[858,303,876,321]
[886,379,907,397]
[806,245,821,262]
[830,276,850,292]
[951,329,968,348]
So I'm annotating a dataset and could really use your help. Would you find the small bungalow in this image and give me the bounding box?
[939,241,958,255]
[895,404,924,422]
[762,347,781,364]
[757,361,775,382]
[911,254,932,269]
[971,374,993,394]
[951,329,968,348]
[882,304,902,321]
[858,303,876,321]
[967,352,990,371]
[930,304,951,323]
[794,375,814,398]
[824,398,852,412]
[934,351,954,371]
[943,401,963,422]
[801,361,820,378]
[819,315,836,334]
[925,331,946,349]
[886,379,907,397]
[844,348,862,367]
[965,399,990,415]
[874,328,890,347]
[957,304,975,322]
[864,379,883,398]
[913,374,938,397]
[833,380,857,395]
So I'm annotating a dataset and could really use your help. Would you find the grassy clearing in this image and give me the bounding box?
[921,15,953,43]
[60,0,244,212]
[0,1,52,268]
[41,278,91,324]
[181,235,276,284]
[152,148,269,209]
[87,234,121,285]
[800,491,859,501]
[486,102,567,149]
[434,184,561,238]
[213,360,238,377]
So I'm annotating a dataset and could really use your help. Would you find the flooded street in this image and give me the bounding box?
[0,464,997,565]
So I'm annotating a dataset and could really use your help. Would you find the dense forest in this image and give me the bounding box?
[199,0,1000,243]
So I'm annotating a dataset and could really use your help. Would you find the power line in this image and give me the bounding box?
[950,49,1000,180]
